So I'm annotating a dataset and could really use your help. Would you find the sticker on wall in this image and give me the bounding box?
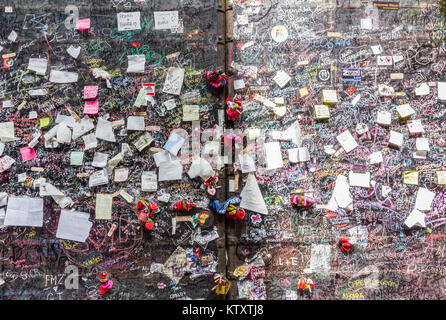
[271,26,288,43]
[317,68,331,82]
[2,53,15,69]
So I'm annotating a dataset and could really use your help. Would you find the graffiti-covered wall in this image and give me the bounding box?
[226,0,446,300]
[0,0,227,300]
[1,0,446,301]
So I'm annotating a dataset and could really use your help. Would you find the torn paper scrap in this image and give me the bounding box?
[92,152,108,168]
[0,193,7,207]
[56,122,72,144]
[108,152,124,169]
[83,133,98,150]
[288,147,310,163]
[415,187,435,211]
[405,209,426,228]
[72,118,95,140]
[285,120,302,147]
[240,174,268,215]
[39,183,73,208]
[92,68,111,88]
[154,150,172,167]
[56,210,92,242]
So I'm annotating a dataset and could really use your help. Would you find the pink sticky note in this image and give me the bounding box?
[84,85,98,100]
[20,147,37,162]
[76,19,91,31]
[83,100,99,115]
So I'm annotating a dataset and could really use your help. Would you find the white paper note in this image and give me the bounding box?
[405,209,426,228]
[238,154,256,173]
[154,11,179,30]
[27,58,48,75]
[83,133,98,150]
[72,118,95,140]
[415,188,435,211]
[141,171,157,192]
[187,157,215,180]
[4,197,43,227]
[273,70,291,88]
[438,81,446,100]
[158,160,183,181]
[264,142,283,170]
[0,122,16,142]
[127,116,145,131]
[95,118,116,142]
[92,152,108,168]
[348,171,371,188]
[240,174,268,215]
[89,169,109,187]
[336,130,358,153]
[164,132,185,156]
[154,150,172,167]
[327,175,353,211]
[95,194,112,220]
[56,210,92,242]
[163,67,185,95]
[67,45,81,59]
[49,70,79,83]
[126,55,145,73]
[117,11,141,31]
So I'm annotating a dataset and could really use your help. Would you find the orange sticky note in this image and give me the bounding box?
[83,101,99,115]
[76,19,90,31]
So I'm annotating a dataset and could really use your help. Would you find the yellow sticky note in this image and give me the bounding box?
[300,87,309,97]
[40,117,50,128]
[403,171,419,185]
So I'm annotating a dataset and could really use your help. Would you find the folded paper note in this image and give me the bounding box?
[240,174,268,215]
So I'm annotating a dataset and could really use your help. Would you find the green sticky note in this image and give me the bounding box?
[70,151,84,166]
[40,117,50,128]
